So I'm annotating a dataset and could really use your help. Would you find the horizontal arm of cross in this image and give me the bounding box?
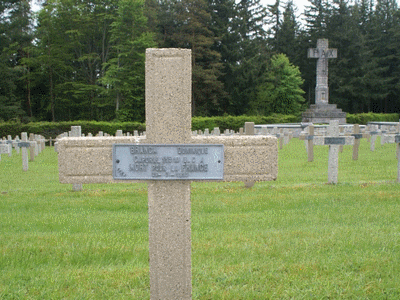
[57,135,278,184]
[308,48,338,59]
[382,134,400,144]
[313,136,355,146]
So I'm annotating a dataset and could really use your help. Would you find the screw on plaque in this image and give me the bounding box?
[116,159,120,163]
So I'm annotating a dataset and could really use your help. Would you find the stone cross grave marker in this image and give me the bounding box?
[57,49,278,299]
[382,132,400,182]
[0,143,10,161]
[308,39,337,105]
[367,125,380,151]
[306,125,314,162]
[71,126,83,191]
[13,136,20,154]
[29,133,36,162]
[20,132,30,171]
[7,136,13,157]
[351,124,364,160]
[313,120,354,184]
[145,49,193,299]
[299,124,315,162]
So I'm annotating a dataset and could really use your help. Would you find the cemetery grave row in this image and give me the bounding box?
[55,119,400,187]
[55,119,400,299]
[0,133,47,171]
[3,47,398,300]
[55,48,279,299]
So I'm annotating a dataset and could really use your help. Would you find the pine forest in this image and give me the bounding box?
[1,0,399,122]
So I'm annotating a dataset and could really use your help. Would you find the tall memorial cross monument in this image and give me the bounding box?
[302,39,347,124]
[308,39,337,105]
[57,48,278,299]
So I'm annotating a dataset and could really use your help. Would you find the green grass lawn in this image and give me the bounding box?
[1,138,400,299]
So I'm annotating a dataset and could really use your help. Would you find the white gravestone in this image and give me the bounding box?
[71,126,83,191]
[0,144,10,157]
[381,133,400,183]
[299,125,315,162]
[313,120,354,184]
[21,132,29,171]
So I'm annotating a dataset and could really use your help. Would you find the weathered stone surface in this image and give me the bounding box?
[58,135,278,184]
[0,144,10,154]
[313,135,354,146]
[145,48,193,300]
[302,104,347,124]
[58,48,278,300]
[302,39,347,124]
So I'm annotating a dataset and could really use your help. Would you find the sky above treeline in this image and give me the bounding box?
[30,0,310,15]
[30,0,399,24]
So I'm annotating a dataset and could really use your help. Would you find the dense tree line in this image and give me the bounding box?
[0,0,399,122]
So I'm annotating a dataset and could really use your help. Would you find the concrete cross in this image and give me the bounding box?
[20,132,30,171]
[29,133,37,162]
[313,120,354,184]
[58,48,278,299]
[308,39,337,105]
[349,124,367,160]
[0,144,10,157]
[367,125,380,151]
[302,124,315,162]
[6,136,13,157]
[70,126,83,192]
[381,132,400,182]
[13,136,20,154]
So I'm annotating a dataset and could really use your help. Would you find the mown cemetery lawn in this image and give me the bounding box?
[1,137,399,299]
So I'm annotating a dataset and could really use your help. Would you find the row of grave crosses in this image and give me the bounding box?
[55,120,400,187]
[237,121,400,184]
[298,121,400,183]
[0,133,46,171]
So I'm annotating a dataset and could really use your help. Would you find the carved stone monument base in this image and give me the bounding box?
[302,104,347,124]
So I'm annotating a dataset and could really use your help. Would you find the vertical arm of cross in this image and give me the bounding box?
[327,120,340,184]
[308,125,314,162]
[308,39,337,106]
[146,49,192,300]
[71,126,83,192]
[21,132,29,171]
[397,136,400,183]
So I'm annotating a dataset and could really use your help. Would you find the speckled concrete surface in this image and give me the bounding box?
[57,48,278,300]
[57,135,278,184]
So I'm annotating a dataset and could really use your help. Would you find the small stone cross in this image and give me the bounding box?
[299,124,315,162]
[313,120,354,184]
[0,144,10,157]
[381,131,400,182]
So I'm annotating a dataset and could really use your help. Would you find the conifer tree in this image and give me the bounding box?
[275,0,300,65]
[365,0,399,112]
[159,0,226,116]
[0,0,32,121]
[226,0,269,115]
[253,53,305,115]
[100,0,155,122]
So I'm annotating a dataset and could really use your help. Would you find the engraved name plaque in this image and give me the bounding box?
[112,144,224,180]
[324,137,345,145]
[17,142,31,148]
